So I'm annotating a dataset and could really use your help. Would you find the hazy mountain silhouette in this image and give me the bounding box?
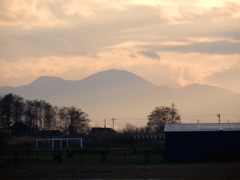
[1,69,240,126]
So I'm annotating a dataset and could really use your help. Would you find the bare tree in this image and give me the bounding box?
[68,106,90,135]
[0,94,14,132]
[43,102,56,130]
[0,94,91,135]
[58,106,70,135]
[146,104,181,133]
[121,123,138,134]
[0,94,24,132]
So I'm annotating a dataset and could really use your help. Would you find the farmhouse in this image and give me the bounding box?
[9,121,33,136]
[90,127,117,135]
[164,123,240,162]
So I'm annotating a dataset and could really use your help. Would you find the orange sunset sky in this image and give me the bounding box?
[0,0,240,93]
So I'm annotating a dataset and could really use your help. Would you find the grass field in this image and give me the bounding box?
[1,148,240,179]
[1,162,240,179]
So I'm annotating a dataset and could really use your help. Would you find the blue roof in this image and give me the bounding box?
[164,123,240,132]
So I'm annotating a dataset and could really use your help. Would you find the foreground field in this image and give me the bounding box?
[1,162,240,179]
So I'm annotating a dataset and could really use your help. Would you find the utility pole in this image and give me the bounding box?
[217,114,221,123]
[104,118,106,128]
[112,118,116,130]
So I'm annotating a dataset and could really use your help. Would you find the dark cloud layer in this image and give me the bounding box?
[1,2,240,61]
[1,0,240,93]
[140,40,240,54]
[0,4,164,61]
[138,50,160,60]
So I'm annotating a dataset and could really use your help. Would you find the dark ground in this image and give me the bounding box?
[1,162,240,179]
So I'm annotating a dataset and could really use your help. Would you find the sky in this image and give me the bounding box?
[1,0,240,93]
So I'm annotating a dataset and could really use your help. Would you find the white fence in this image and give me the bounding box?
[36,138,82,150]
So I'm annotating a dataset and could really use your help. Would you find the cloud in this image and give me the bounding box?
[0,45,239,94]
[0,0,64,27]
[141,40,240,54]
[1,1,240,61]
[1,0,240,94]
[207,68,240,93]
[138,50,160,60]
[0,55,111,87]
[0,3,164,61]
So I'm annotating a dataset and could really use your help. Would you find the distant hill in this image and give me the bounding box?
[1,69,240,127]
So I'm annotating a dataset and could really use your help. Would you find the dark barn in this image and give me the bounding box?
[90,127,117,135]
[164,123,240,162]
[9,121,33,136]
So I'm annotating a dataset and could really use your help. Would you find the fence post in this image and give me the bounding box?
[26,148,29,156]
[101,151,106,163]
[36,151,39,163]
[144,150,149,163]
[123,151,126,164]
[132,147,136,155]
[14,151,18,164]
[80,149,83,163]
[57,151,62,163]
[53,150,62,163]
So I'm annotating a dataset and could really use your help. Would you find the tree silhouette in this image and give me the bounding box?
[122,123,137,134]
[0,94,91,135]
[146,103,181,133]
[58,106,70,135]
[68,106,90,135]
[0,93,14,132]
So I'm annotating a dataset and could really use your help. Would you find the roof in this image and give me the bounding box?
[164,123,240,132]
[90,127,117,134]
[10,121,30,129]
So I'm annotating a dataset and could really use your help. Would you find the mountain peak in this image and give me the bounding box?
[26,76,71,90]
[80,69,156,87]
[92,69,139,78]
[180,83,238,96]
[30,76,66,84]
[1,69,240,125]
[34,76,65,82]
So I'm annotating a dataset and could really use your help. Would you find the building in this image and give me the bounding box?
[164,123,240,162]
[90,127,117,135]
[9,121,33,136]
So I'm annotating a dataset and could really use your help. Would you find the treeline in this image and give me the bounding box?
[120,104,181,134]
[0,94,90,135]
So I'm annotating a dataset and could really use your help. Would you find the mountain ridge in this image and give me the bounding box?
[0,69,239,126]
[2,69,236,95]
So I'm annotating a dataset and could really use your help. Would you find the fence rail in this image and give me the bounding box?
[0,148,164,165]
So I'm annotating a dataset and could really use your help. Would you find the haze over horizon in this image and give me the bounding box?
[1,0,240,94]
[2,68,240,94]
[1,69,240,129]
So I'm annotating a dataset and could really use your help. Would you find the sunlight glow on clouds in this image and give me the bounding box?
[0,0,240,93]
